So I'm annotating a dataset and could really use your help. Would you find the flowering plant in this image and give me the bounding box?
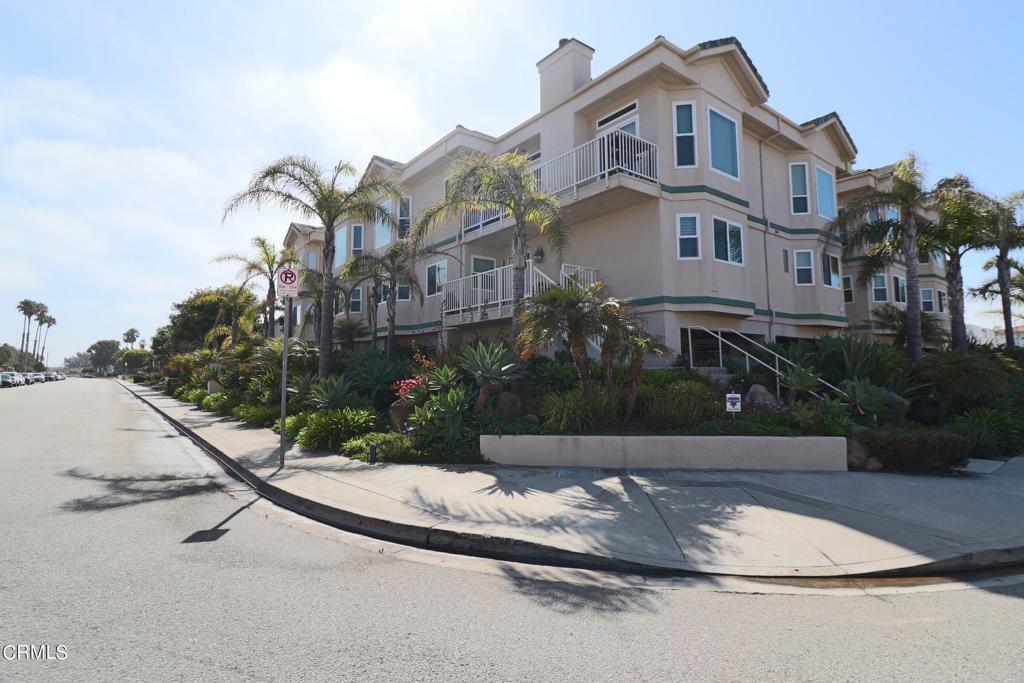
[392,377,425,403]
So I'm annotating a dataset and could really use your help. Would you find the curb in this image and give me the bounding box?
[122,382,1024,579]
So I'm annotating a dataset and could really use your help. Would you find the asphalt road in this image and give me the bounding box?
[2,379,1024,682]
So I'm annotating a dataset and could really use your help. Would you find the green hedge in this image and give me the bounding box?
[857,428,970,473]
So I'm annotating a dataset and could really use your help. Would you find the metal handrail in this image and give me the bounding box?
[719,328,847,397]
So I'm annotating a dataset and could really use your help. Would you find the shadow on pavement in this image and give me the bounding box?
[499,565,662,615]
[59,467,221,512]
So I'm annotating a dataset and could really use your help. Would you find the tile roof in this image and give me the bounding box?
[696,37,769,97]
[800,111,859,154]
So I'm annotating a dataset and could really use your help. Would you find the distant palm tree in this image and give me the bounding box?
[214,236,297,339]
[298,268,343,345]
[977,192,1024,352]
[39,315,56,364]
[122,328,140,348]
[872,303,949,348]
[30,304,49,362]
[343,239,434,361]
[827,155,931,361]
[414,152,568,331]
[224,156,401,377]
[333,318,367,350]
[16,299,38,370]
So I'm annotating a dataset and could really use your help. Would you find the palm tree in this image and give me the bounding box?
[413,152,568,330]
[298,268,343,345]
[30,304,49,362]
[620,326,670,423]
[977,191,1024,352]
[224,156,402,377]
[39,315,56,364]
[342,239,432,361]
[333,318,367,350]
[871,303,949,348]
[827,154,930,361]
[515,281,619,393]
[214,236,297,339]
[922,175,990,350]
[16,299,38,370]
[122,328,140,348]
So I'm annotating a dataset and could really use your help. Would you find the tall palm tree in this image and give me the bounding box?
[298,268,344,345]
[922,175,990,350]
[342,239,432,361]
[213,236,297,340]
[39,315,56,364]
[827,154,930,361]
[16,299,38,370]
[977,191,1024,352]
[413,152,568,330]
[224,156,401,377]
[30,304,49,363]
[122,328,140,348]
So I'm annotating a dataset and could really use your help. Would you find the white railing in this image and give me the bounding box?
[532,130,659,196]
[560,264,598,289]
[441,262,562,323]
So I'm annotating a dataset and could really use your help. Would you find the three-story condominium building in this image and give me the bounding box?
[283,35,944,364]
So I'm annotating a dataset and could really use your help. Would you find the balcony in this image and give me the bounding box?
[442,262,597,325]
[532,130,660,200]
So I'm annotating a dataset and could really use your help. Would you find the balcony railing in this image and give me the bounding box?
[442,261,576,323]
[532,130,659,196]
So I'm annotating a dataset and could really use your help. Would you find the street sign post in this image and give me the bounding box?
[277,267,298,469]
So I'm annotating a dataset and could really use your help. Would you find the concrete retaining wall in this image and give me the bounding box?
[480,435,847,471]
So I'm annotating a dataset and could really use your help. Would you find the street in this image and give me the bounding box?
[2,379,1024,682]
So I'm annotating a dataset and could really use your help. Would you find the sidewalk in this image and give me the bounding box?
[122,382,1024,577]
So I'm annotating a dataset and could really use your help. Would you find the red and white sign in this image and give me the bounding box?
[277,267,299,299]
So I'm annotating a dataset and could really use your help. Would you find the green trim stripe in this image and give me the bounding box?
[630,295,755,310]
[373,320,441,333]
[661,184,750,209]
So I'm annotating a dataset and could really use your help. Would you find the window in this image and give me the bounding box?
[815,166,836,219]
[673,102,696,167]
[789,163,809,214]
[922,288,935,312]
[918,250,930,264]
[676,214,700,259]
[893,275,907,303]
[305,249,317,270]
[712,217,743,265]
[427,261,448,297]
[938,290,947,313]
[823,254,841,288]
[596,101,637,130]
[397,279,411,301]
[782,248,789,273]
[351,224,363,254]
[378,280,409,303]
[872,274,888,302]
[334,226,348,267]
[349,287,362,313]
[471,256,495,273]
[934,251,945,267]
[843,276,854,304]
[333,290,343,316]
[398,196,411,238]
[526,151,541,163]
[708,107,739,179]
[794,250,814,285]
[375,199,392,248]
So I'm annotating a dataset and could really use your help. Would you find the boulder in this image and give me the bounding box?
[864,456,885,472]
[522,414,541,425]
[744,384,779,414]
[389,399,413,432]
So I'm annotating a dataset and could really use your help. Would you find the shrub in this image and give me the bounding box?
[180,387,209,407]
[297,407,378,451]
[639,367,708,390]
[286,372,318,409]
[408,386,480,460]
[840,379,908,427]
[544,390,595,433]
[949,407,1024,459]
[476,408,547,436]
[200,391,233,414]
[858,428,970,473]
[678,418,799,437]
[787,398,853,437]
[342,431,423,462]
[232,403,281,427]
[272,411,313,439]
[309,375,365,410]
[646,380,720,431]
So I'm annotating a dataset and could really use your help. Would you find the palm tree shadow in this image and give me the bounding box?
[498,565,662,615]
[59,467,221,512]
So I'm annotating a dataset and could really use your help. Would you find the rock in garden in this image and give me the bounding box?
[389,399,413,432]
[744,384,779,414]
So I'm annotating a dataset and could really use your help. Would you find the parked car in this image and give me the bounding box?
[1,372,16,387]
[21,373,34,385]
[44,371,58,381]
[32,372,45,383]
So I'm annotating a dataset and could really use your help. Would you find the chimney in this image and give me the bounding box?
[536,38,594,111]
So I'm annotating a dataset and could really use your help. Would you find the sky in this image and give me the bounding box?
[2,0,1022,364]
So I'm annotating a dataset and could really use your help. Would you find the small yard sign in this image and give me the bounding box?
[725,393,742,413]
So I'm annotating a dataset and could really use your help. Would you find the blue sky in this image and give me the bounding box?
[2,0,1022,363]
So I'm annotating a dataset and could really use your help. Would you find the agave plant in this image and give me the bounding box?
[779,364,821,400]
[286,372,318,408]
[458,341,523,412]
[309,375,361,410]
[426,365,460,393]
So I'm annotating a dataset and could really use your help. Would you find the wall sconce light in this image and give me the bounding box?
[532,246,545,263]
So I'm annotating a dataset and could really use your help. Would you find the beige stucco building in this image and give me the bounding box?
[280,35,948,364]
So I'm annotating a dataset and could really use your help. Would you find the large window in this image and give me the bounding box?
[712,217,743,265]
[815,166,836,219]
[794,250,814,285]
[938,290,947,313]
[893,275,907,303]
[375,199,392,248]
[872,274,888,302]
[789,163,809,214]
[676,214,700,259]
[823,253,841,288]
[596,101,637,132]
[426,261,447,297]
[398,197,411,238]
[334,226,348,267]
[351,224,363,254]
[349,287,362,313]
[922,288,935,312]
[708,107,739,179]
[305,249,317,270]
[673,102,696,167]
[843,276,854,304]
[379,279,411,303]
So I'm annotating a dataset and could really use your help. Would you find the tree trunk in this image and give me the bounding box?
[511,221,528,337]
[265,281,276,338]
[368,286,379,351]
[568,334,592,393]
[319,235,336,378]
[20,315,29,370]
[31,323,42,361]
[998,252,1015,352]
[946,251,968,351]
[622,354,644,424]
[41,325,51,363]
[386,289,398,362]
[474,384,493,413]
[902,211,924,361]
[600,338,616,394]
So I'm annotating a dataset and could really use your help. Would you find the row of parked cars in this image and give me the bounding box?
[1,371,66,387]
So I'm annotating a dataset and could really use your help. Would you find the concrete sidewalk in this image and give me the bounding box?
[122,382,1024,577]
